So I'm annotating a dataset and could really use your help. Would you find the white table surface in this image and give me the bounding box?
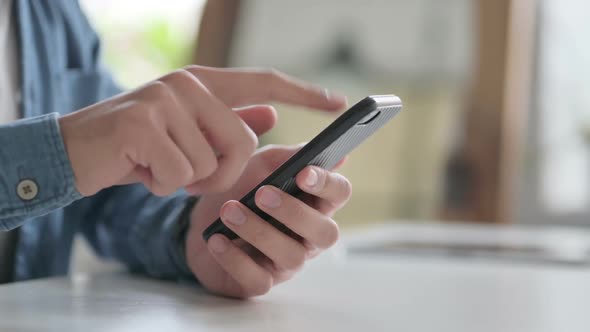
[1,253,590,332]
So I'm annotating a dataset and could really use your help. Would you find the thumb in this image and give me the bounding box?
[235,105,278,136]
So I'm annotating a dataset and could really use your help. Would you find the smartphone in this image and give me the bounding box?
[202,95,402,241]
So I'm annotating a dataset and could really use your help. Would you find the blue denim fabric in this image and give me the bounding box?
[0,0,193,281]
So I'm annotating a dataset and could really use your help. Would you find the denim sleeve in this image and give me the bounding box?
[66,185,196,280]
[0,113,81,230]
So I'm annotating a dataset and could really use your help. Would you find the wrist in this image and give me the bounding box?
[58,112,108,197]
[58,114,87,195]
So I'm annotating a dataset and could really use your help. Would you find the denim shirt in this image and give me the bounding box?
[0,0,193,281]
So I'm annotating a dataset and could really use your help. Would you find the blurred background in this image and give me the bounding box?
[75,0,590,268]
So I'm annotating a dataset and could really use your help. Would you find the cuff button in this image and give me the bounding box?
[17,179,39,201]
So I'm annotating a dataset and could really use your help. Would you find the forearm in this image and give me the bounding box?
[0,113,81,230]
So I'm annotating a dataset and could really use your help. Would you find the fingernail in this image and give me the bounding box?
[209,235,227,253]
[305,168,319,188]
[222,203,246,225]
[258,187,282,209]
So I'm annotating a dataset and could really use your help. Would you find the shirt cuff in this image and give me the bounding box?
[128,193,198,281]
[0,113,82,230]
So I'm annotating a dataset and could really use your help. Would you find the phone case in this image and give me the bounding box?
[202,95,402,241]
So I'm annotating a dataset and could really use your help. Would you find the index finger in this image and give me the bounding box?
[184,66,348,110]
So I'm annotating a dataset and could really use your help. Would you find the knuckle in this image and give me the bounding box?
[171,69,197,85]
[335,173,353,201]
[241,130,259,154]
[179,165,195,185]
[231,125,258,156]
[256,68,282,95]
[147,80,173,101]
[319,220,340,248]
[246,278,273,297]
[182,64,202,75]
[162,69,205,95]
[313,167,329,192]
[196,155,218,179]
[283,249,306,271]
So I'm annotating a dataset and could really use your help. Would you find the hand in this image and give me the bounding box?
[185,145,352,298]
[59,66,346,196]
